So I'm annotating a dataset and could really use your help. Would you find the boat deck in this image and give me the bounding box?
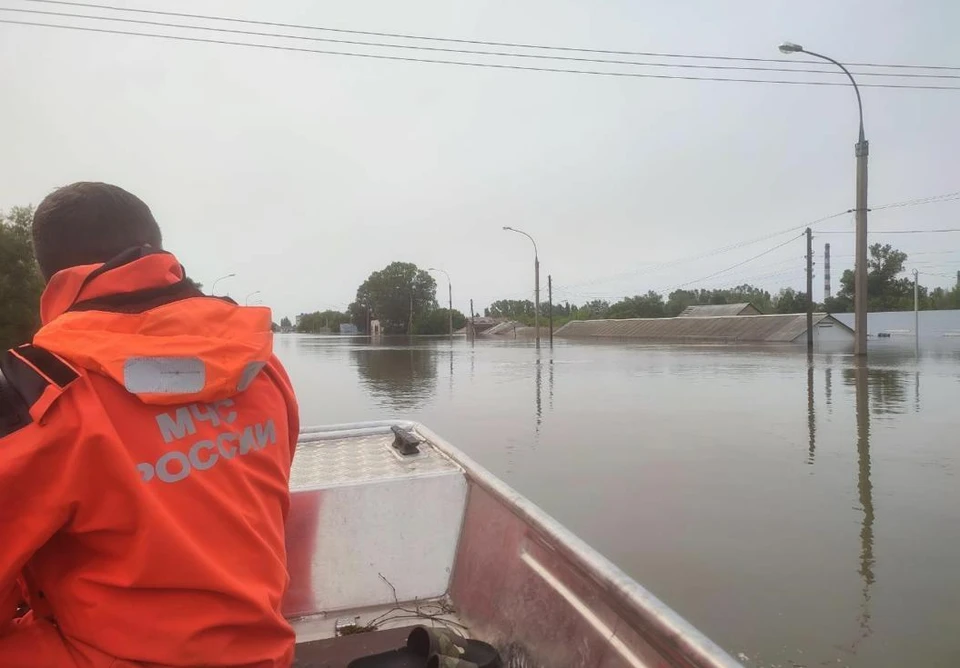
[285,422,742,668]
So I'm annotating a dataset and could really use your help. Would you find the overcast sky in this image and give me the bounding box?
[2,0,958,318]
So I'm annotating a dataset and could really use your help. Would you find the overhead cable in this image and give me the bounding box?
[4,7,960,80]
[20,0,960,72]
[3,18,960,91]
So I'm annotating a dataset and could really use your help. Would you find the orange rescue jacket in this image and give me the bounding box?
[0,249,299,668]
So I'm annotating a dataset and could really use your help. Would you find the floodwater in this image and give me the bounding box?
[275,320,960,668]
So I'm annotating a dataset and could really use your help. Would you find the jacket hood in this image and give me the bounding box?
[33,250,274,406]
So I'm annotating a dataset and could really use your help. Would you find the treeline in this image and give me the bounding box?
[0,206,44,350]
[485,244,960,326]
[294,262,467,335]
[486,285,806,327]
[824,244,960,312]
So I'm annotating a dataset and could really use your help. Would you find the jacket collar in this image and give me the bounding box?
[40,248,185,325]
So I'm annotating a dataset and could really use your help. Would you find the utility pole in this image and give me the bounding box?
[469,298,475,339]
[408,291,414,335]
[914,269,920,354]
[548,275,554,346]
[447,279,453,338]
[824,243,832,299]
[806,227,814,351]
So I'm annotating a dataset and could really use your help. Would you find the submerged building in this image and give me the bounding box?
[555,313,853,346]
[677,303,762,317]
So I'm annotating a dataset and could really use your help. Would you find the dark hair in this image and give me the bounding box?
[32,182,163,280]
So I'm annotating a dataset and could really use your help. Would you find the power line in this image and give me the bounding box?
[5,6,960,81]
[820,229,960,234]
[672,234,805,289]
[553,189,959,296]
[872,192,960,210]
[555,210,849,293]
[833,249,960,257]
[21,0,960,73]
[4,18,960,91]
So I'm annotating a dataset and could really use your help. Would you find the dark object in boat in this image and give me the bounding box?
[294,626,417,668]
[391,426,422,456]
[348,625,501,668]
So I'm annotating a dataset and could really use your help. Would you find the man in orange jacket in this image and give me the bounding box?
[0,183,299,667]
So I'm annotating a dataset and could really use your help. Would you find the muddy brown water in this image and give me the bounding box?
[277,334,960,668]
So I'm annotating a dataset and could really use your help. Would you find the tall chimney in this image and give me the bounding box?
[824,243,832,299]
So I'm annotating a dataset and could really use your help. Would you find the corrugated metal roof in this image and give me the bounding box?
[677,303,761,317]
[555,313,851,343]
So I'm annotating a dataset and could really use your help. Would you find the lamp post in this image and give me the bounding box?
[503,226,540,347]
[245,290,261,306]
[211,273,236,296]
[780,42,869,356]
[428,267,453,338]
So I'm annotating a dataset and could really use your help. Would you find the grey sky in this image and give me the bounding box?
[2,0,958,319]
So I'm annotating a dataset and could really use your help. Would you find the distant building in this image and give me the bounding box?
[556,313,853,346]
[678,303,762,317]
[339,323,359,334]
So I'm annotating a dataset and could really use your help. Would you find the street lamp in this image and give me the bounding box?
[245,290,261,306]
[502,226,540,347]
[428,267,454,338]
[780,41,869,356]
[211,273,236,296]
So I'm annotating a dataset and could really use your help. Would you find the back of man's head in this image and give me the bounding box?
[32,182,163,281]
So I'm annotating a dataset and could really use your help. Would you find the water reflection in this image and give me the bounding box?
[535,350,542,431]
[532,347,557,437]
[841,365,913,417]
[549,356,555,412]
[806,353,816,465]
[825,366,833,411]
[448,341,454,399]
[914,371,920,413]
[853,360,875,651]
[350,340,438,411]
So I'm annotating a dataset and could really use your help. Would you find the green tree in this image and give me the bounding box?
[926,286,960,310]
[579,299,610,319]
[665,289,699,317]
[773,287,807,314]
[835,243,913,311]
[608,291,666,319]
[486,299,535,319]
[354,262,437,334]
[664,286,770,315]
[413,308,467,335]
[0,206,44,349]
[719,284,772,312]
[297,310,350,333]
[280,316,292,329]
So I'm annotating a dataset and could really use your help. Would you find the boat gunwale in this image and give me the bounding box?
[297,420,741,668]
